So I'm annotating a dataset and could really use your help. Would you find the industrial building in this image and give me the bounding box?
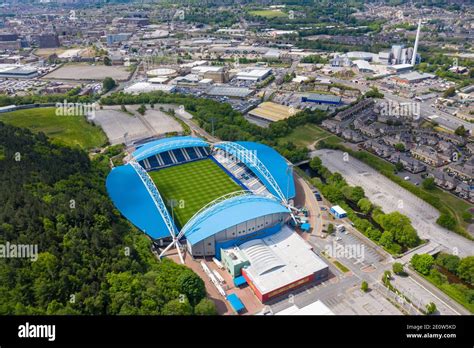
[247,102,295,123]
[236,67,272,81]
[237,226,328,302]
[205,86,253,99]
[35,33,60,48]
[123,82,176,94]
[301,93,342,105]
[0,64,38,79]
[191,65,228,83]
[391,71,435,84]
[275,300,334,315]
[330,205,347,219]
[106,33,132,45]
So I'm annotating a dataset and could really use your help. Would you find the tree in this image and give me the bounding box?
[394,143,405,152]
[104,56,112,66]
[137,104,146,115]
[425,302,437,315]
[327,223,335,234]
[194,298,217,315]
[342,186,365,203]
[309,156,322,171]
[436,213,456,230]
[435,253,460,274]
[454,125,468,137]
[365,87,384,99]
[422,177,435,190]
[395,161,404,172]
[161,299,193,315]
[102,77,116,92]
[177,271,206,306]
[443,86,456,98]
[392,262,404,275]
[321,184,344,203]
[357,198,372,215]
[379,231,395,249]
[411,254,434,275]
[361,281,368,292]
[376,212,420,248]
[382,270,392,284]
[457,256,474,285]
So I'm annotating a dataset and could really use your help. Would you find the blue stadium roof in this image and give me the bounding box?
[215,141,295,200]
[106,164,172,239]
[132,136,209,162]
[184,194,290,245]
[107,138,296,243]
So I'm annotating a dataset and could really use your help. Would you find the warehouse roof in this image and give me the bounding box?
[124,82,175,94]
[303,93,341,104]
[240,226,328,295]
[275,300,334,315]
[248,101,294,122]
[205,86,253,98]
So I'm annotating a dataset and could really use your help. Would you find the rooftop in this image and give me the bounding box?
[239,226,328,295]
[124,82,176,94]
[248,101,294,122]
[275,300,334,315]
[205,86,253,98]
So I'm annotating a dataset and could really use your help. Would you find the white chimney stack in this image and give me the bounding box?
[411,19,422,66]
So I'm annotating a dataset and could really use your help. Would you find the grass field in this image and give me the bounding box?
[249,9,287,18]
[0,107,107,149]
[279,124,341,147]
[149,159,242,228]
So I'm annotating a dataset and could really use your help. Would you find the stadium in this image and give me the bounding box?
[106,136,328,303]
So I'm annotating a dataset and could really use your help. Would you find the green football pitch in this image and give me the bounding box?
[0,107,107,149]
[148,159,243,228]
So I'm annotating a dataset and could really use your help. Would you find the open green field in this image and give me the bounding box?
[149,159,242,228]
[0,107,107,149]
[249,9,287,18]
[279,124,341,147]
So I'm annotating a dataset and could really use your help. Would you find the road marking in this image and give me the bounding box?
[407,276,461,315]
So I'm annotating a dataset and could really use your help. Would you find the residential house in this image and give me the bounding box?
[411,145,446,167]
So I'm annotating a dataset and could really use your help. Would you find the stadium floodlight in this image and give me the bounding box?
[128,160,185,263]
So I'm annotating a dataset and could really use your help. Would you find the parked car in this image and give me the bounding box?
[314,191,322,201]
